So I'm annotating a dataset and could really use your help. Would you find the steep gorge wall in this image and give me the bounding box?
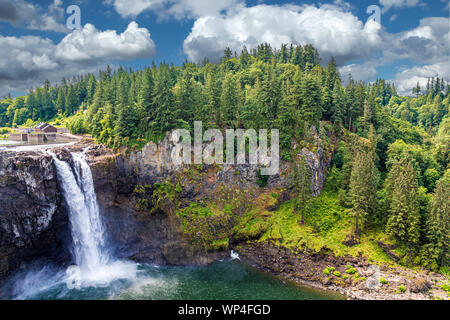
[0,152,71,280]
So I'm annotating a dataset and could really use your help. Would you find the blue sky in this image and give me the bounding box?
[0,0,448,96]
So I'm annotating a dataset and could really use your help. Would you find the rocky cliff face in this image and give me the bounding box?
[0,151,71,280]
[0,129,335,280]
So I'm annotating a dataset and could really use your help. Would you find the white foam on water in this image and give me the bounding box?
[230,250,240,261]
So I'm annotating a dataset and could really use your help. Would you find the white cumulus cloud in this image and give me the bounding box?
[55,22,156,62]
[391,62,450,96]
[105,0,243,20]
[0,0,68,32]
[379,0,421,13]
[183,4,382,64]
[0,22,157,96]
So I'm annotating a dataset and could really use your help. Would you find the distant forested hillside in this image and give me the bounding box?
[1,43,448,271]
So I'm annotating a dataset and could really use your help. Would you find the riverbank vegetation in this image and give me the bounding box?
[1,43,448,274]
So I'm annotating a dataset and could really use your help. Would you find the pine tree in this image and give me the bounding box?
[65,85,78,115]
[220,73,238,127]
[204,69,221,127]
[136,68,154,133]
[292,154,312,225]
[299,72,323,125]
[412,81,421,98]
[257,65,280,128]
[325,57,340,91]
[426,172,449,267]
[174,66,198,128]
[331,79,345,125]
[55,86,66,115]
[386,157,421,258]
[349,135,377,235]
[151,65,176,134]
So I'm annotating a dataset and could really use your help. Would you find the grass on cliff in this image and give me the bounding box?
[174,187,400,266]
[243,191,400,267]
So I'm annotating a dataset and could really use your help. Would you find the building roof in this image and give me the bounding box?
[35,123,56,131]
[36,123,48,129]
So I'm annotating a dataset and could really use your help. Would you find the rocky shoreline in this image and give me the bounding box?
[236,241,448,300]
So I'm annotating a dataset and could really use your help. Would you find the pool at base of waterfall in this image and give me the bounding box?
[11,259,343,300]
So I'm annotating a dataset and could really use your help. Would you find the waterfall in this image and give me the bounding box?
[49,151,137,288]
[52,153,109,272]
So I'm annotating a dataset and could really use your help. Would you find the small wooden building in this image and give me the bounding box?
[35,123,57,133]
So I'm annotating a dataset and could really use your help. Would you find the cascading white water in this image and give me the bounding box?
[49,151,137,288]
[52,153,109,272]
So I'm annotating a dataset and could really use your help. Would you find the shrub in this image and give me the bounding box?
[346,265,357,275]
[440,282,449,295]
[343,275,349,280]
[439,266,450,277]
[398,285,406,293]
[323,268,331,276]
[333,271,341,277]
[379,278,388,285]
[256,167,269,187]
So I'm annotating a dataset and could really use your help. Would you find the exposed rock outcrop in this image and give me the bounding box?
[0,151,71,280]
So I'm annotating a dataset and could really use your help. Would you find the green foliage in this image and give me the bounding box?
[67,112,89,134]
[291,155,312,224]
[345,265,357,275]
[305,192,347,234]
[398,285,406,293]
[440,266,450,277]
[423,170,450,269]
[385,157,421,259]
[349,128,378,234]
[256,167,269,187]
[379,278,388,285]
[440,282,450,295]
[323,267,335,275]
[178,203,232,251]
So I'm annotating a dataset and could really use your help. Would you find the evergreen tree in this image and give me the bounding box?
[299,72,323,125]
[331,78,345,125]
[425,171,449,267]
[386,157,421,259]
[325,57,340,91]
[349,134,377,235]
[136,68,154,133]
[220,73,238,127]
[412,82,421,98]
[292,154,312,225]
[204,69,221,127]
[65,85,78,115]
[151,65,176,134]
